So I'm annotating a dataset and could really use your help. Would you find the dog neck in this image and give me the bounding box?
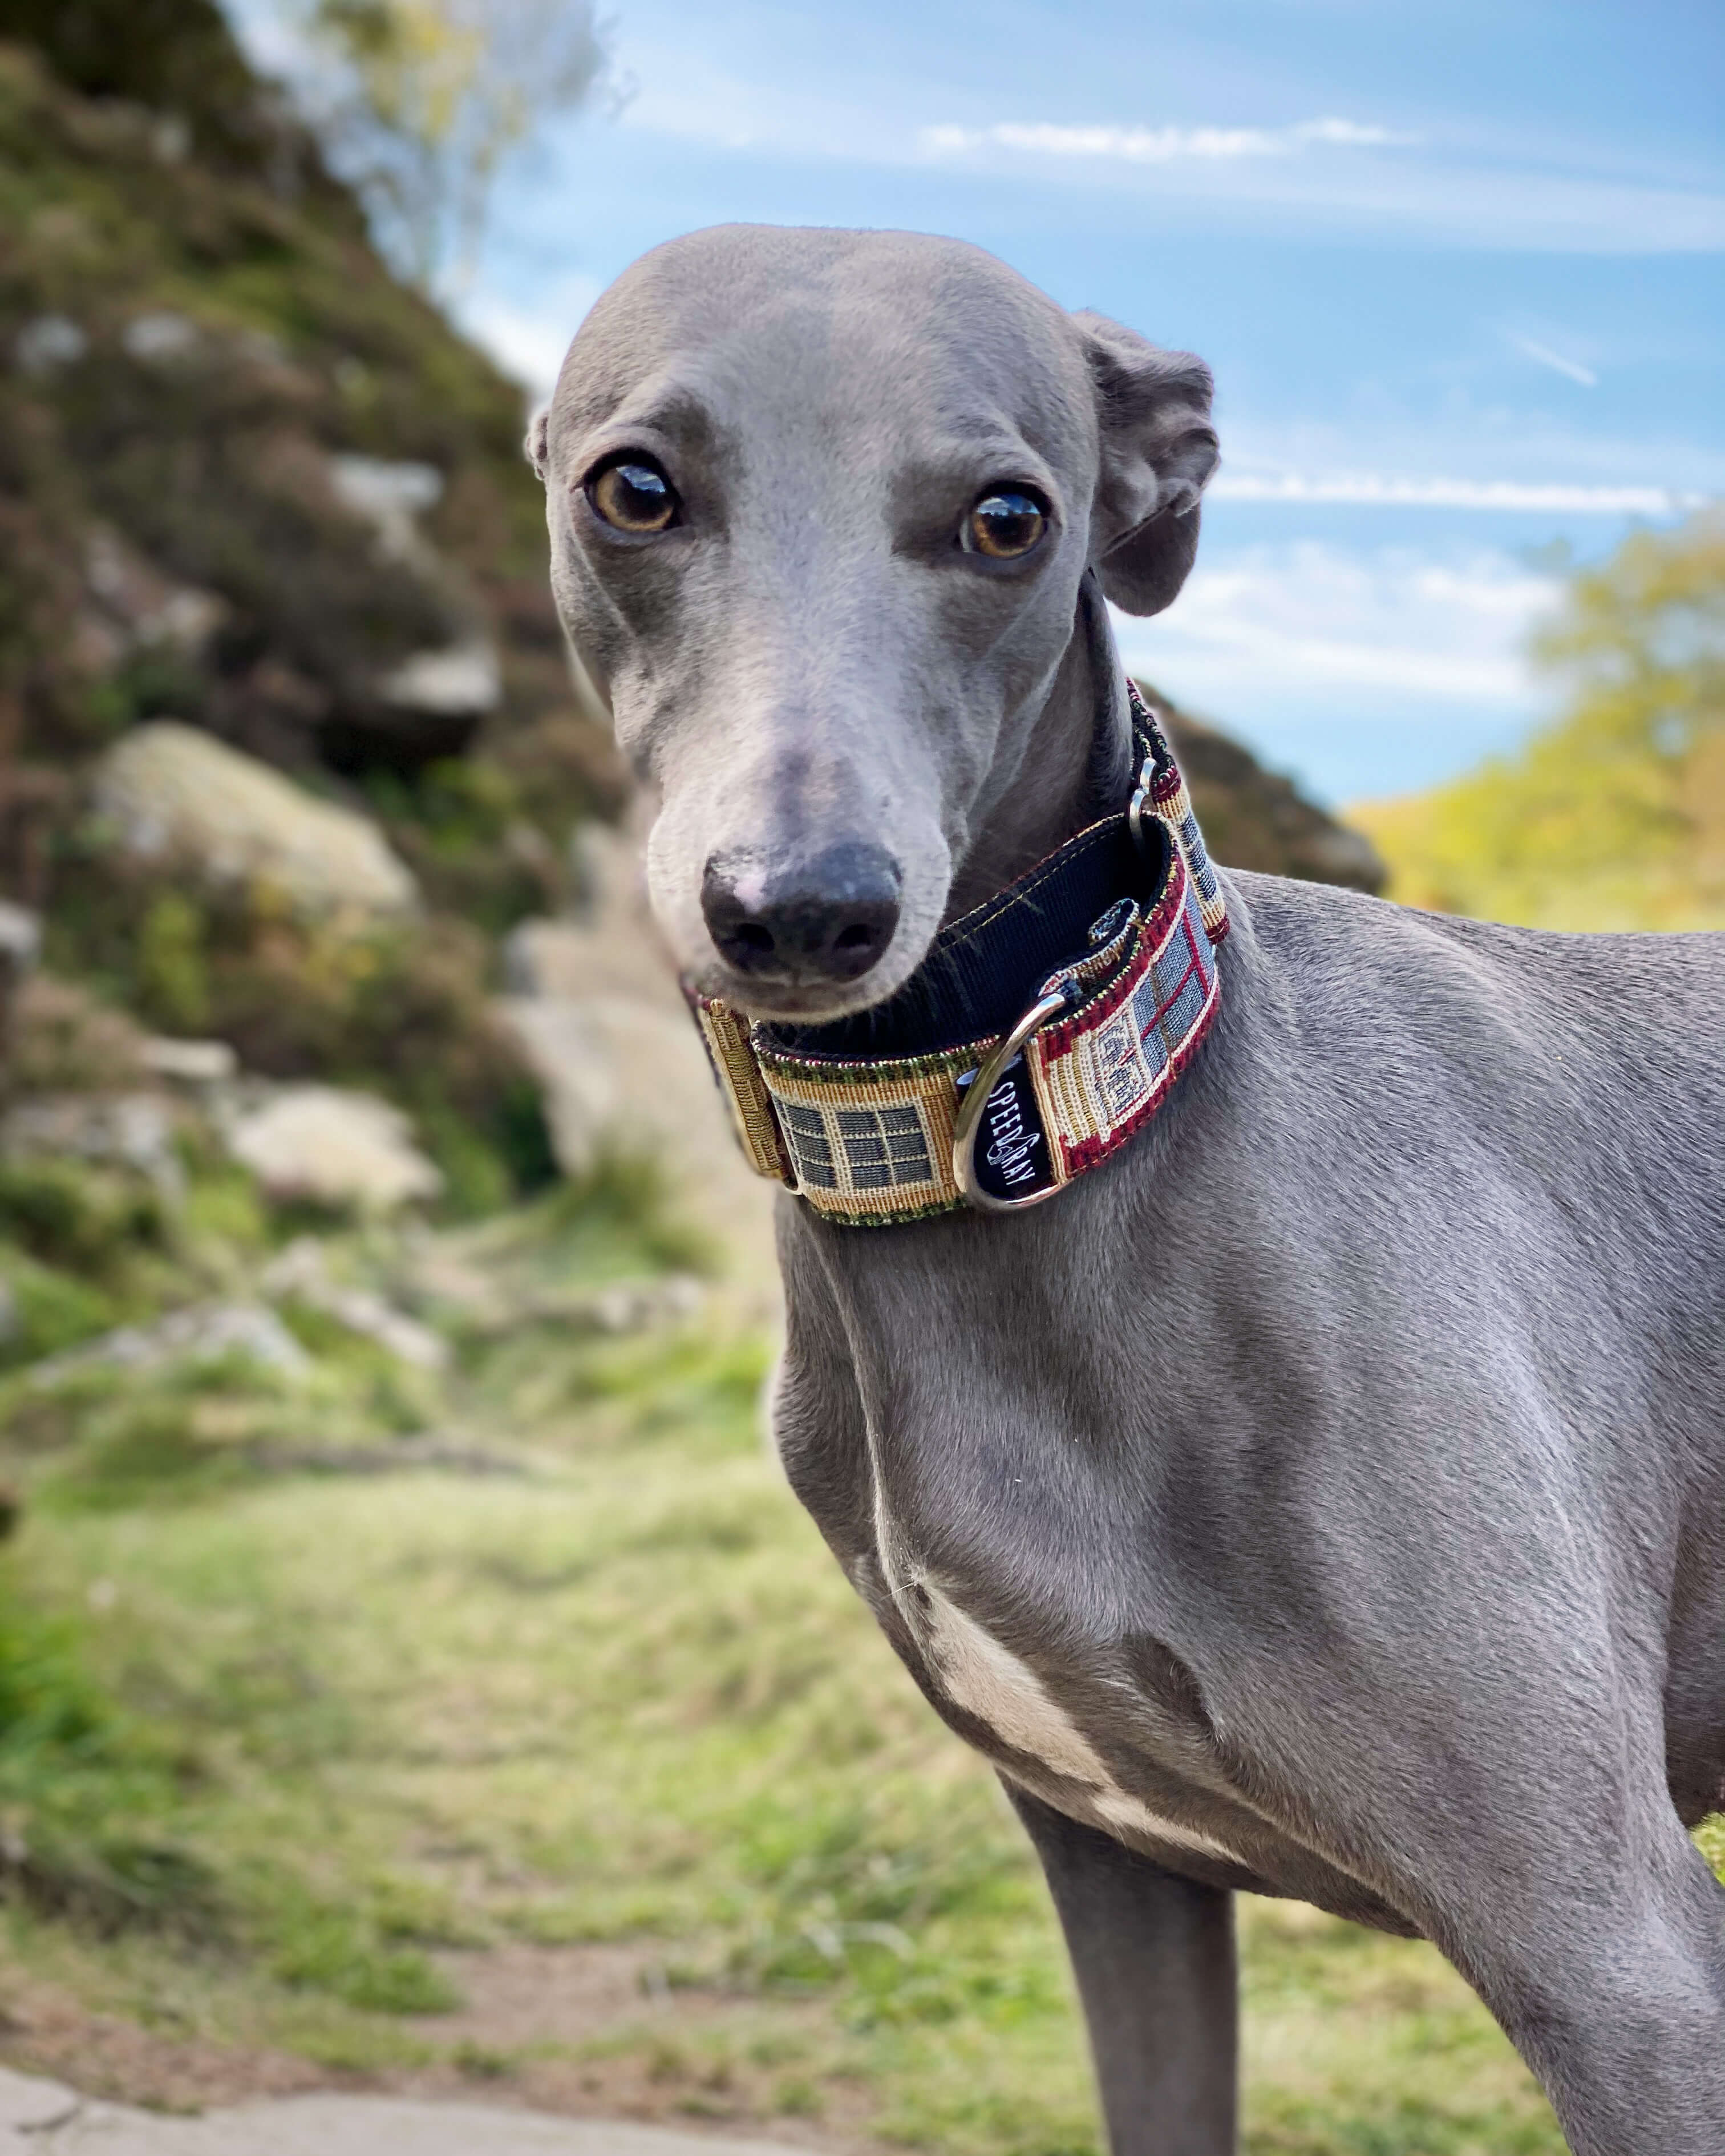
[944,573,1134,920]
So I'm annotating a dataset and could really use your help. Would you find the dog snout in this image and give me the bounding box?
[701,844,902,986]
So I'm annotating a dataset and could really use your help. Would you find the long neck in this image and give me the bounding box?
[944,574,1135,919]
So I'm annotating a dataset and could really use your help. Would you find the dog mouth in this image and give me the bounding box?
[693,941,926,1026]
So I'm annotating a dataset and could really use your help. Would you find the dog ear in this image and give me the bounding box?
[524,406,550,482]
[1074,313,1218,617]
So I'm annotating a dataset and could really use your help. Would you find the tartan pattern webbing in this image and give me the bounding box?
[1030,858,1218,1181]
[756,1052,974,1223]
[1128,678,1229,946]
[689,688,1226,1225]
[693,995,792,1182]
[693,839,1218,1225]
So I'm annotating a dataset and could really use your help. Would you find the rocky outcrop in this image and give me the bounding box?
[94,723,418,918]
[0,19,621,917]
[224,1085,442,1213]
[30,1302,311,1385]
[1144,684,1386,894]
[496,825,779,1287]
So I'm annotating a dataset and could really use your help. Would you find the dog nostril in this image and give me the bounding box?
[702,847,901,987]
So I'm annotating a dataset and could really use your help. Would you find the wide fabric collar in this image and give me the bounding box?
[691,684,1229,1227]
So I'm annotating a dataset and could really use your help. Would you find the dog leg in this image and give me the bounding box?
[1441,1822,1725,2156]
[1004,1780,1237,2156]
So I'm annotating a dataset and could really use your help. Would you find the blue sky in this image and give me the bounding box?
[238,1,1724,803]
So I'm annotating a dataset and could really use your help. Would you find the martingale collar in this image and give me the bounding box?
[691,686,1229,1227]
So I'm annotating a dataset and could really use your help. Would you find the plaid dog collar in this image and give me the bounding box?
[692,687,1228,1227]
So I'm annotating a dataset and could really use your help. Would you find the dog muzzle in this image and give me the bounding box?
[689,684,1229,1227]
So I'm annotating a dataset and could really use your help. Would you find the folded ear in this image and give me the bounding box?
[524,406,550,482]
[1074,311,1218,616]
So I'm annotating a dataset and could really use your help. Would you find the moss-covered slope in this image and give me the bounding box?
[0,5,617,878]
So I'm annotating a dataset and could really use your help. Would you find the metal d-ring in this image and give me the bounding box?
[1127,752,1159,864]
[951,985,1073,1213]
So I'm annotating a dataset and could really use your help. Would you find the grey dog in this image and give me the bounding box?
[528,224,1725,2156]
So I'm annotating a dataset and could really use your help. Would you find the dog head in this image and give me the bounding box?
[530,225,1217,1022]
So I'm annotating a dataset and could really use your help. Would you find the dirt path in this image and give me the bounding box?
[0,2065,813,2154]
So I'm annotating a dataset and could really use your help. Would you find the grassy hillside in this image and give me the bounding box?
[0,2,630,1202]
[0,1178,1586,2156]
[1356,512,1725,930]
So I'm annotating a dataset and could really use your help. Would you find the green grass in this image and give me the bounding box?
[0,1254,1596,2154]
[0,1151,1713,2147]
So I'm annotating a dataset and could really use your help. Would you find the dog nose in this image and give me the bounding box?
[702,844,902,984]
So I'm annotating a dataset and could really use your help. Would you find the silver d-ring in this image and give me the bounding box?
[1127,757,1157,862]
[951,987,1072,1213]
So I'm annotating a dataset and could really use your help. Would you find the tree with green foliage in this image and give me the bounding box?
[1358,510,1725,930]
[294,0,612,289]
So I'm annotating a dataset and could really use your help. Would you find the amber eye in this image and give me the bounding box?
[587,457,678,534]
[963,488,1048,560]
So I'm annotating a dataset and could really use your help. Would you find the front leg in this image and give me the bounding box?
[1005,1780,1237,2156]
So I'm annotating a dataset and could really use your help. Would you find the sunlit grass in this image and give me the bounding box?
[0,1277,1589,2153]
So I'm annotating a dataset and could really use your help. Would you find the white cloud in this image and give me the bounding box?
[1507,334,1600,388]
[1115,541,1560,719]
[920,115,1412,165]
[1208,470,1702,514]
[610,75,1725,251]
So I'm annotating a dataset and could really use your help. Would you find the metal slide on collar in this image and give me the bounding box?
[1127,751,1160,866]
[950,982,1076,1213]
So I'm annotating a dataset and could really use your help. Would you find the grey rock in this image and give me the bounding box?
[30,1302,311,1385]
[94,724,418,918]
[150,114,190,164]
[141,1037,238,1086]
[84,531,227,659]
[505,827,681,1010]
[0,2063,80,2131]
[262,1238,450,1369]
[499,816,776,1291]
[120,311,199,363]
[327,454,443,562]
[29,2077,801,2154]
[226,1085,442,1213]
[0,902,41,970]
[378,638,502,716]
[14,314,87,375]
[1,1092,183,1198]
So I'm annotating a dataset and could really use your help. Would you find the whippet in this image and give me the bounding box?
[528,224,1725,2156]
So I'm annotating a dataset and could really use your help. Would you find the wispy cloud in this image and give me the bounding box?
[1120,543,1558,706]
[1507,334,1600,388]
[603,66,1725,252]
[1208,471,1702,514]
[1112,541,1564,796]
[921,115,1413,165]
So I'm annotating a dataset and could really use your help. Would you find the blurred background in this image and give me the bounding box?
[0,1,1717,2150]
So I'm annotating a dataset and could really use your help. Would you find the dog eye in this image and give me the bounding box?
[963,488,1048,560]
[586,457,679,534]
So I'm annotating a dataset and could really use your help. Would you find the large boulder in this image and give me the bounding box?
[1144,685,1387,894]
[501,825,684,1012]
[497,825,778,1288]
[225,1085,442,1213]
[92,723,418,919]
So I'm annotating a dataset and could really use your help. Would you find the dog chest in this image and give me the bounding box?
[869,1491,1239,1863]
